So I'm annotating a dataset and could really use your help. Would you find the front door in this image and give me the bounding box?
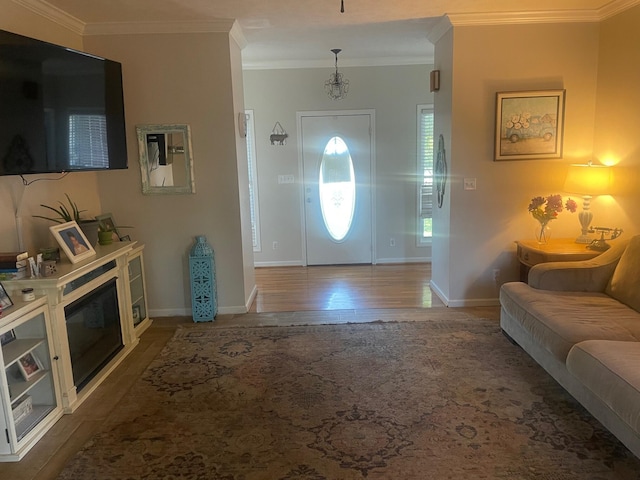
[300,112,373,265]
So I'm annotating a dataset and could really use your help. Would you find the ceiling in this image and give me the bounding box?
[19,0,636,68]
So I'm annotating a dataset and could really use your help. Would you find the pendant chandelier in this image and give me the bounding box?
[324,48,349,100]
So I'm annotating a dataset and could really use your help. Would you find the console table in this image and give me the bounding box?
[516,238,601,282]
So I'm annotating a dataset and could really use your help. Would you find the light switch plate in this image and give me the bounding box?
[278,174,295,184]
[464,178,476,190]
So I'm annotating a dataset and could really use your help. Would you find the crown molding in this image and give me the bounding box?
[427,15,453,44]
[83,20,236,36]
[14,0,640,37]
[230,21,247,49]
[599,0,640,19]
[447,0,640,26]
[447,10,600,26]
[243,55,434,70]
[12,0,85,34]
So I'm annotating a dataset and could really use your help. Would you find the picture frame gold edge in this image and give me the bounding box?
[494,89,566,162]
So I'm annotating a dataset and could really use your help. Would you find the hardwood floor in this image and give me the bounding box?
[0,263,460,478]
[250,263,444,312]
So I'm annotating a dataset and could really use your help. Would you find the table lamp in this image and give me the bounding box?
[564,161,612,244]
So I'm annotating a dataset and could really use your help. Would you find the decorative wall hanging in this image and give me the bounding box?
[494,89,566,161]
[270,122,288,145]
[435,134,447,208]
[238,113,248,138]
[136,124,195,195]
[430,70,440,92]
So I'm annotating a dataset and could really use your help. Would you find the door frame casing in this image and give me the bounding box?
[296,109,377,266]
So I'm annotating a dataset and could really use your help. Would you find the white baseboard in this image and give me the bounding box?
[149,304,249,318]
[149,308,190,317]
[429,280,500,307]
[245,284,258,312]
[375,257,431,264]
[254,260,304,267]
[255,258,430,267]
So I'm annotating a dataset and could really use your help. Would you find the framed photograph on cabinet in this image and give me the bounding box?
[0,282,13,310]
[0,329,16,346]
[50,221,96,264]
[96,212,122,242]
[494,89,566,161]
[132,304,142,324]
[18,351,42,381]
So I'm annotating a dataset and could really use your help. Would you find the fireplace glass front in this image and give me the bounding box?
[63,278,123,391]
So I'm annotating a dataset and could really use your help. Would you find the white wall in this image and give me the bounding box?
[229,29,258,309]
[0,1,103,256]
[244,64,433,266]
[594,4,640,221]
[0,7,254,315]
[4,1,638,311]
[430,26,453,304]
[431,17,639,307]
[85,29,253,315]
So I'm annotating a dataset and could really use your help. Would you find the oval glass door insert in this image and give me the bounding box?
[319,136,356,242]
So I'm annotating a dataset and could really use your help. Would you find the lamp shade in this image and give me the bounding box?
[564,164,612,196]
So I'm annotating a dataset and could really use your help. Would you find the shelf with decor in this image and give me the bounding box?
[0,296,63,461]
[127,244,151,336]
[3,242,140,414]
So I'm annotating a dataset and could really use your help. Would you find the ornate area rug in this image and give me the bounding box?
[57,317,640,479]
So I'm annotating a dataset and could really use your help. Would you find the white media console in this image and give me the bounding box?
[0,241,150,461]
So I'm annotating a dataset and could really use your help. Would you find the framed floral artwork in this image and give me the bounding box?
[494,89,566,161]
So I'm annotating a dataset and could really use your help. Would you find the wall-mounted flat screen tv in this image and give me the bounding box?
[0,29,127,176]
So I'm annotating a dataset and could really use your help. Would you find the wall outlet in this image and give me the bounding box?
[390,237,396,247]
[273,241,278,250]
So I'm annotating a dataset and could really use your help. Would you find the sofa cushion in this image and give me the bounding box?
[500,282,640,363]
[567,340,640,434]
[606,235,640,312]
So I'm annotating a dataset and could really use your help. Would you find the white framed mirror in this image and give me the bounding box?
[136,124,195,195]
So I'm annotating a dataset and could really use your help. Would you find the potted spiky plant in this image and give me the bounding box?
[34,194,100,246]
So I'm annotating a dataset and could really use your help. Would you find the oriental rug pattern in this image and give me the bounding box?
[57,318,640,479]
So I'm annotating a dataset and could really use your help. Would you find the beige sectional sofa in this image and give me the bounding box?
[500,235,640,458]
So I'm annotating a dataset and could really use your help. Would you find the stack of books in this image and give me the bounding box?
[0,251,29,279]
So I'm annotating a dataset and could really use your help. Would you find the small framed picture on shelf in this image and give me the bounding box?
[0,282,13,311]
[50,221,96,264]
[132,304,141,323]
[0,329,16,346]
[95,212,122,243]
[17,352,43,381]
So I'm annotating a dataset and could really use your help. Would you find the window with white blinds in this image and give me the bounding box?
[68,113,109,168]
[417,104,434,244]
[245,110,261,252]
